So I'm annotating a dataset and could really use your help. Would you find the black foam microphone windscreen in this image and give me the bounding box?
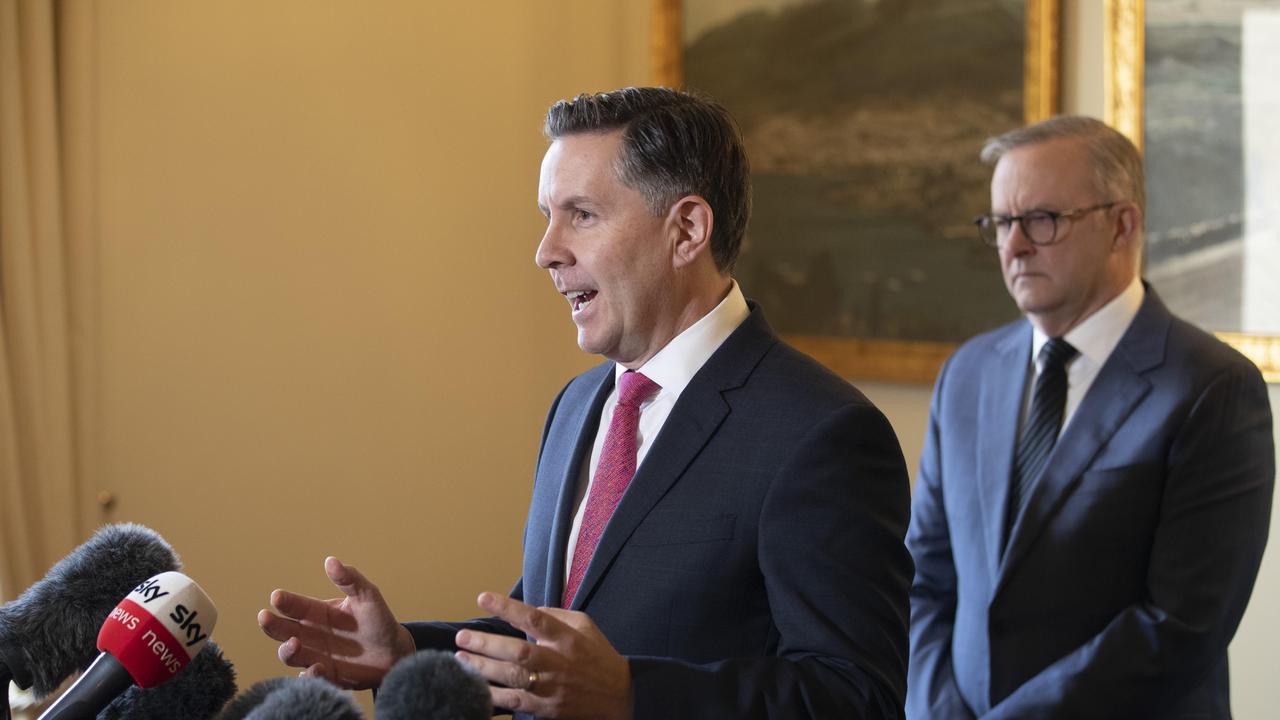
[215,677,292,720]
[240,677,363,720]
[95,640,237,720]
[375,650,492,720]
[0,524,181,696]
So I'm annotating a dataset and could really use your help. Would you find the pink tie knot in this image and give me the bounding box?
[617,371,660,408]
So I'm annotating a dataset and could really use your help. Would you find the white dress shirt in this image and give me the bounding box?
[563,281,750,580]
[1023,275,1145,434]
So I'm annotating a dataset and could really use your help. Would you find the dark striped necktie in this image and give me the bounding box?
[1006,337,1078,547]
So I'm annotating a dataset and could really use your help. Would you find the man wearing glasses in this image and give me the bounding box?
[906,115,1274,718]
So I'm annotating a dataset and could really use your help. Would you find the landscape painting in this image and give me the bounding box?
[661,0,1056,381]
[1143,0,1280,335]
[1135,0,1280,381]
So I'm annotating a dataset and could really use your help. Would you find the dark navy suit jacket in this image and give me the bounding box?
[907,287,1274,719]
[409,306,914,719]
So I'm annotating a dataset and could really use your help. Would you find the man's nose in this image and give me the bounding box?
[535,221,571,269]
[1002,219,1036,256]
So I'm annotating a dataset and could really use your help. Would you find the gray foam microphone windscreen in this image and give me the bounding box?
[0,523,181,696]
[375,650,492,720]
[96,640,237,720]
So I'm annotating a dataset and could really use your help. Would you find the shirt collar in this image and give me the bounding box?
[1031,275,1145,370]
[614,280,750,399]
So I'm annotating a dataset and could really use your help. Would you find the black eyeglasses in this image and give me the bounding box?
[973,202,1119,248]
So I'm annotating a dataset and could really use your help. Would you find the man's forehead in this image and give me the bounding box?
[539,131,625,198]
[999,138,1086,173]
[992,139,1091,200]
[547,129,625,159]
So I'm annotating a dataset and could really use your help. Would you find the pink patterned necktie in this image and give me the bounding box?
[562,370,661,608]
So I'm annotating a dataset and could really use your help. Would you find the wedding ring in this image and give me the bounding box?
[527,670,539,690]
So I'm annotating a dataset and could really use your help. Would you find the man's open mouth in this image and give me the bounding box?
[567,289,598,312]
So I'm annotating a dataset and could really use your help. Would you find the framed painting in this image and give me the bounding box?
[652,0,1061,383]
[1108,0,1280,382]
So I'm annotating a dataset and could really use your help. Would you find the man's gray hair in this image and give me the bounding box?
[980,115,1146,217]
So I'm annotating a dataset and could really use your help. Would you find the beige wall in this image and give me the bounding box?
[61,0,1278,716]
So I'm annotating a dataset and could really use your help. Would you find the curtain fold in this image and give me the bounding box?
[0,0,91,600]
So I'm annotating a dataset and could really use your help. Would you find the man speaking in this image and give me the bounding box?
[259,87,913,719]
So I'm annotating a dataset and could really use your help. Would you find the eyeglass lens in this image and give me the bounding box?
[979,211,1057,246]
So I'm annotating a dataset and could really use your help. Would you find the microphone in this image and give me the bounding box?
[216,677,362,720]
[95,640,237,719]
[375,650,492,720]
[0,524,181,697]
[215,677,291,720]
[37,571,218,720]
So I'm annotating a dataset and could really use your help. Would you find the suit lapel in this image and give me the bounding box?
[976,324,1031,580]
[995,289,1170,594]
[567,308,776,610]
[535,364,613,608]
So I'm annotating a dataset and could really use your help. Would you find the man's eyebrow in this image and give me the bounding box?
[559,195,594,209]
[539,195,596,214]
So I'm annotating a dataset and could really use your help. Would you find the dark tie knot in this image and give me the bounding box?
[617,371,661,408]
[1040,338,1079,372]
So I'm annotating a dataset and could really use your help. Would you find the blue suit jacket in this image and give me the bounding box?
[906,288,1274,719]
[409,306,914,719]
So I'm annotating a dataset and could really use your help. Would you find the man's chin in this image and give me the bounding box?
[576,331,609,358]
[1012,288,1059,315]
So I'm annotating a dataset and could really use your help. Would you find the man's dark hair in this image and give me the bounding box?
[544,87,751,273]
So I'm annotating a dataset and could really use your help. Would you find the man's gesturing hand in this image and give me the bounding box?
[455,592,633,720]
[257,556,416,689]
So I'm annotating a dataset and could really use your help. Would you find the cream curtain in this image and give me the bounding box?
[0,0,95,600]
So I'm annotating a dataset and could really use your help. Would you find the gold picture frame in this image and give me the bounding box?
[1104,0,1145,152]
[651,0,1061,383]
[1108,0,1280,383]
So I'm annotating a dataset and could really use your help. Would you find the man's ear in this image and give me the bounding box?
[668,195,715,269]
[1112,201,1143,254]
